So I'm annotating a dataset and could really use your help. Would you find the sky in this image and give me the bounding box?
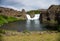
[0,0,60,11]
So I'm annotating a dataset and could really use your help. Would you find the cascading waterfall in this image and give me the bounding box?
[26,14,43,31]
[26,14,40,20]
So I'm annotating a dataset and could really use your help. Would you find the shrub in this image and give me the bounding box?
[0,29,5,34]
[23,30,30,33]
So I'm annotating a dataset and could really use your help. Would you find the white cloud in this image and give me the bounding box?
[0,0,60,11]
[0,5,20,11]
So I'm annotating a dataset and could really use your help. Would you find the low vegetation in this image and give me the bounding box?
[0,15,23,26]
[27,10,40,14]
[0,30,60,41]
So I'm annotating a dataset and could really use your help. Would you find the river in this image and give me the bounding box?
[0,14,57,32]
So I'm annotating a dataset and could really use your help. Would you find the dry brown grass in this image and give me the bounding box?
[0,30,60,41]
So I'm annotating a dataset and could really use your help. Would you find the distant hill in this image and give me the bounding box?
[27,10,40,14]
[27,9,47,14]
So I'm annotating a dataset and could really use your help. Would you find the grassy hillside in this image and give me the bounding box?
[0,15,18,26]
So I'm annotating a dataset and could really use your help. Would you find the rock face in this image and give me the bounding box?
[0,7,26,19]
[39,9,48,23]
[21,9,27,19]
[40,5,60,25]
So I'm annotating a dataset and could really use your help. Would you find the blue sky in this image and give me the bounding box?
[0,0,60,11]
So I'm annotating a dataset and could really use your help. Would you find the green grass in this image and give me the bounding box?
[0,15,19,26]
[0,15,8,25]
[0,15,26,26]
[57,33,60,41]
[7,17,17,22]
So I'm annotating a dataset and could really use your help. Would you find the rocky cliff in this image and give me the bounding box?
[0,7,26,19]
[40,5,60,25]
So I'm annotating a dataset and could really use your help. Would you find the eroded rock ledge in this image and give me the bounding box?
[0,7,26,20]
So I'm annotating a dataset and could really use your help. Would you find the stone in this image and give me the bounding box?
[40,5,60,25]
[0,7,27,19]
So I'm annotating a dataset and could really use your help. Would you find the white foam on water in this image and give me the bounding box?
[26,14,40,20]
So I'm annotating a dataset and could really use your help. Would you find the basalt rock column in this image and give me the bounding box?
[40,9,48,23]
[21,9,26,19]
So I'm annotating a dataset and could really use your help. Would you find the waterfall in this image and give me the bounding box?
[26,14,40,20]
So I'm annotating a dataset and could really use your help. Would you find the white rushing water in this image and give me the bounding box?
[26,14,40,20]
